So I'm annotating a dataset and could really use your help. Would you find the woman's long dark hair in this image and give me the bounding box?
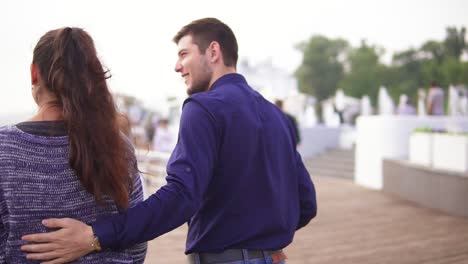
[33,27,133,208]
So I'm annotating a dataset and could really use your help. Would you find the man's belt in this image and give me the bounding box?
[188,249,286,264]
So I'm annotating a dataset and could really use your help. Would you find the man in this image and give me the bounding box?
[274,99,301,146]
[21,18,317,264]
[427,81,445,115]
[397,94,416,115]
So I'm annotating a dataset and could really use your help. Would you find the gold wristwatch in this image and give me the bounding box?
[91,236,102,252]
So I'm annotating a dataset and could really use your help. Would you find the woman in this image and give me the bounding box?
[0,27,146,263]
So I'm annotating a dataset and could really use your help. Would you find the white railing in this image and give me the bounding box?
[136,149,171,198]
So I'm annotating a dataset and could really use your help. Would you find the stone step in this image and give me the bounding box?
[314,153,353,159]
[314,151,354,160]
[324,149,355,156]
[305,148,355,180]
[308,168,354,179]
[307,162,354,174]
[307,157,355,167]
[327,148,355,154]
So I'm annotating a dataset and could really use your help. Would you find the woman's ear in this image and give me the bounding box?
[30,64,38,85]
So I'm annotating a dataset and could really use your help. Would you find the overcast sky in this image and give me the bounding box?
[1,0,467,115]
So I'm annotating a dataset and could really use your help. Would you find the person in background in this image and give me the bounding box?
[22,18,316,264]
[152,118,175,152]
[275,99,301,146]
[427,81,445,115]
[144,112,159,146]
[0,27,146,263]
[397,94,416,115]
[117,113,132,137]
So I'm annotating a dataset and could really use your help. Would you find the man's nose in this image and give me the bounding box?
[175,62,182,72]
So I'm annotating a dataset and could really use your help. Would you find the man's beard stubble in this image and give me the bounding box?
[187,60,212,96]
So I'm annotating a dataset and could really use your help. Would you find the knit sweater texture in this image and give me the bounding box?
[0,124,147,263]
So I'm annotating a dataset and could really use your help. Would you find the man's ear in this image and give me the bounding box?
[208,41,222,63]
[30,64,38,85]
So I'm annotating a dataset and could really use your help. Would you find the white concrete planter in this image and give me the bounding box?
[354,116,468,190]
[432,134,468,172]
[409,132,433,166]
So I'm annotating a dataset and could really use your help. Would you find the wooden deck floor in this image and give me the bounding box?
[144,176,468,264]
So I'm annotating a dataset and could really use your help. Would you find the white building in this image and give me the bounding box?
[238,58,316,127]
[238,59,298,100]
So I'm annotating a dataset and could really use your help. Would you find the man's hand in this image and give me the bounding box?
[21,218,95,264]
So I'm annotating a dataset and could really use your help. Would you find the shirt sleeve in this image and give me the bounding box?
[295,150,317,230]
[92,100,218,249]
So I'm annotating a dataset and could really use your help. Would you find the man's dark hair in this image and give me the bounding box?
[274,99,284,109]
[173,17,238,67]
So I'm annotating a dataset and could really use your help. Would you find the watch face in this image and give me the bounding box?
[92,236,102,251]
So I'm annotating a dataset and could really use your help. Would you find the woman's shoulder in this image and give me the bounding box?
[0,125,21,144]
[0,124,17,133]
[0,126,26,163]
[0,122,68,147]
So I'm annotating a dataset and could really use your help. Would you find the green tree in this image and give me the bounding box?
[420,59,445,86]
[388,48,426,102]
[294,36,348,102]
[463,62,468,84]
[444,26,466,59]
[392,48,420,65]
[339,41,385,104]
[294,27,468,113]
[440,57,468,85]
[421,40,445,62]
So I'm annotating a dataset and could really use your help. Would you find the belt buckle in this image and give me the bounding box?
[270,250,287,264]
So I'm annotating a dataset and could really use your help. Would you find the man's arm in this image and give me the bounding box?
[295,151,317,230]
[21,100,218,262]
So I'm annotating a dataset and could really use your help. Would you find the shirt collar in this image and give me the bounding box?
[209,73,247,91]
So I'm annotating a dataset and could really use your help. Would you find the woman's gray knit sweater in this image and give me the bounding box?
[0,124,147,263]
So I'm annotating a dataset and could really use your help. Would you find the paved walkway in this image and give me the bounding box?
[143,172,468,264]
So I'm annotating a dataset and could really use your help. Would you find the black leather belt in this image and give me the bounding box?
[188,249,283,264]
